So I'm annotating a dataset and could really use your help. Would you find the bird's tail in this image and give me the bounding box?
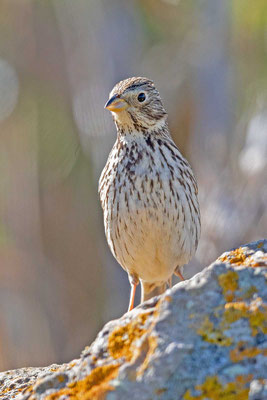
[141,280,169,303]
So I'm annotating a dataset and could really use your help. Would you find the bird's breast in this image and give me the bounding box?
[99,136,200,281]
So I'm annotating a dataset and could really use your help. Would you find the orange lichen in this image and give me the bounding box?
[1,383,34,397]
[220,248,247,266]
[21,384,34,396]
[50,367,59,372]
[219,246,266,268]
[108,312,150,361]
[155,388,167,395]
[230,341,267,362]
[224,301,248,313]
[183,375,253,400]
[57,374,66,383]
[165,295,173,302]
[43,364,119,400]
[137,335,158,376]
[69,361,77,368]
[218,271,239,301]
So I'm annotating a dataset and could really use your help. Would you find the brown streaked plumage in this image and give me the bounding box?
[99,77,201,311]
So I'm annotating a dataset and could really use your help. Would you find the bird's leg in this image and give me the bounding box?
[128,284,137,312]
[128,274,139,312]
[174,266,185,281]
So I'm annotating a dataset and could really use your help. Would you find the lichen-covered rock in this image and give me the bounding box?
[1,240,266,400]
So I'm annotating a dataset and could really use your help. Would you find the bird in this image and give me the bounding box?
[99,77,200,312]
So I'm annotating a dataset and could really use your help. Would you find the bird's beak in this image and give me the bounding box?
[104,95,128,113]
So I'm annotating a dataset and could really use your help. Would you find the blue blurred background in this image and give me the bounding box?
[0,0,266,370]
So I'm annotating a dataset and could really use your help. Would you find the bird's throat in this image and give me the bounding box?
[114,114,169,139]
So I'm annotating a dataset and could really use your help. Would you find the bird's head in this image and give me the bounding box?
[105,77,167,134]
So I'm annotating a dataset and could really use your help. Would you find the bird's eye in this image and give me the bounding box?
[137,92,146,102]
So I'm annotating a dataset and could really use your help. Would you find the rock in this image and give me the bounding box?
[0,239,266,400]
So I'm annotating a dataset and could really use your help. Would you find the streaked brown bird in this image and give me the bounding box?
[99,77,200,312]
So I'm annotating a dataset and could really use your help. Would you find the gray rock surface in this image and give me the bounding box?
[0,239,266,400]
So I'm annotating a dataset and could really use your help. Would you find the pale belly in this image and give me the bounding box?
[105,204,195,283]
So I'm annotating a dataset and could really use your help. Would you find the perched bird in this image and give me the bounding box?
[99,77,200,311]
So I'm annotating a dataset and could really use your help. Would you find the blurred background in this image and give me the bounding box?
[0,0,266,371]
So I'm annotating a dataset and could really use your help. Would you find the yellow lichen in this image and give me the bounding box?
[218,271,239,302]
[197,295,267,346]
[43,364,119,400]
[108,312,150,361]
[197,315,232,346]
[183,375,253,400]
[205,262,267,344]
[224,297,267,336]
[243,286,257,299]
[230,341,267,362]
